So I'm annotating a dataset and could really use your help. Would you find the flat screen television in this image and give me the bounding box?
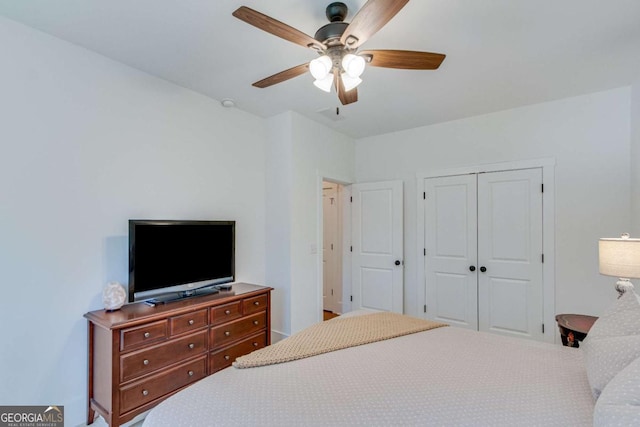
[128,220,235,303]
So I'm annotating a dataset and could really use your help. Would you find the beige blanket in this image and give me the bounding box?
[233,312,447,368]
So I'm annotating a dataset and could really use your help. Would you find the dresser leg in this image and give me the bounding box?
[87,321,95,425]
[87,407,95,425]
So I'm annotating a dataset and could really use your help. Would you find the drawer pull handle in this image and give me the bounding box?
[143,359,149,366]
[188,343,195,349]
[143,332,151,338]
[253,342,259,347]
[188,370,194,377]
[253,301,260,306]
[188,319,195,325]
[224,355,230,361]
[224,331,231,337]
[253,320,259,325]
[224,310,231,315]
[142,390,149,396]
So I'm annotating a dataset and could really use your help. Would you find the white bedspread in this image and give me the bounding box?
[143,326,594,426]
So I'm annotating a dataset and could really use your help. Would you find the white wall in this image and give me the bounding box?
[0,17,266,426]
[355,88,631,319]
[264,112,293,341]
[290,112,355,333]
[265,111,355,337]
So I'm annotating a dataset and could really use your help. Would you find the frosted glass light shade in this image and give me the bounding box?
[313,74,334,92]
[599,236,640,278]
[309,55,332,80]
[342,54,365,77]
[341,73,362,92]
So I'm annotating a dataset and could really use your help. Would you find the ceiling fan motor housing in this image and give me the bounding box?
[314,22,349,46]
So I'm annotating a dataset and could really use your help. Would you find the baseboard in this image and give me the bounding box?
[270,329,289,344]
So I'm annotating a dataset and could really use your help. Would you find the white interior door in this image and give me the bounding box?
[322,183,342,314]
[477,169,543,340]
[424,175,478,329]
[351,181,403,313]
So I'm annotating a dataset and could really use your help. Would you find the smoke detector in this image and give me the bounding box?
[221,99,236,108]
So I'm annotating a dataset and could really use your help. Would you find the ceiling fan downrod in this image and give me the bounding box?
[314,2,350,47]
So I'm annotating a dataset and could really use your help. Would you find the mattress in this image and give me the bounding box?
[142,325,594,426]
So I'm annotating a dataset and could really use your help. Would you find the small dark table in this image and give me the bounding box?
[555,314,598,348]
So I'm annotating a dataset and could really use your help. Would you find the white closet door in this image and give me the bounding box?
[351,181,404,313]
[322,184,340,313]
[477,168,543,340]
[424,175,478,329]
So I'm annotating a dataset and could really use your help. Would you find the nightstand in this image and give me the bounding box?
[555,314,598,348]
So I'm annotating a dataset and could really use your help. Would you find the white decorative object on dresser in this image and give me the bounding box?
[102,281,127,311]
[84,283,271,427]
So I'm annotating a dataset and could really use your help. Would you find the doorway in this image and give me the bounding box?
[317,178,405,323]
[322,181,343,319]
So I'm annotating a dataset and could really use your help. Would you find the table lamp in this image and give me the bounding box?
[599,233,640,297]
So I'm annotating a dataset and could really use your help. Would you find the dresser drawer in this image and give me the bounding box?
[120,330,207,382]
[119,355,207,414]
[210,300,242,326]
[243,294,268,315]
[210,312,266,350]
[121,320,168,351]
[169,309,207,336]
[209,332,267,373]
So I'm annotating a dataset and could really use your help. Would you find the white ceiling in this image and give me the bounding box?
[1,0,639,138]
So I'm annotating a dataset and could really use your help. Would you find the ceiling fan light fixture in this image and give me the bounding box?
[341,73,362,92]
[314,73,334,92]
[309,55,333,80]
[342,54,366,78]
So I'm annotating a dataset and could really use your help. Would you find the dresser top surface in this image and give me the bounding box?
[85,282,271,329]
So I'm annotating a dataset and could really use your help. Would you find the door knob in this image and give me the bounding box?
[469,266,476,272]
[480,266,487,273]
[395,260,401,266]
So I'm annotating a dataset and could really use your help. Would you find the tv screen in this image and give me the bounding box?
[129,220,235,302]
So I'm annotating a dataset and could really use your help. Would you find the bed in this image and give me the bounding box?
[142,292,640,426]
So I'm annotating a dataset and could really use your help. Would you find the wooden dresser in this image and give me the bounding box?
[84,283,271,427]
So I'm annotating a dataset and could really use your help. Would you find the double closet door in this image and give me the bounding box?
[424,168,543,341]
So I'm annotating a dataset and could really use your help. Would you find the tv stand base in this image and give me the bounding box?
[147,287,220,305]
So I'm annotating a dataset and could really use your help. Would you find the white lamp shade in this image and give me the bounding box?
[342,54,366,77]
[309,55,333,80]
[313,74,334,93]
[341,73,362,92]
[599,237,640,278]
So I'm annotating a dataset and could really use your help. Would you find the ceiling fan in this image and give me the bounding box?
[232,0,446,105]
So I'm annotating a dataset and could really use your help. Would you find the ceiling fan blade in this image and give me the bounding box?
[335,70,358,105]
[233,6,324,51]
[360,50,446,70]
[252,63,310,88]
[340,0,409,49]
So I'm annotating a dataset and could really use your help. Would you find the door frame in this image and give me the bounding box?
[416,158,557,343]
[316,172,353,324]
